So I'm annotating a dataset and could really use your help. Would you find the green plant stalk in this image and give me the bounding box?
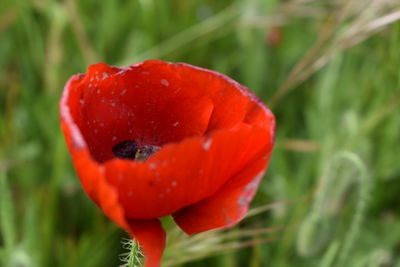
[0,171,16,251]
[128,241,139,267]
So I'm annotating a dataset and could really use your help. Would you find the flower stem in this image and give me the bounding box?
[128,240,139,267]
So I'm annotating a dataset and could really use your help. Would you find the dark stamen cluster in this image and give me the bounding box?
[112,140,160,161]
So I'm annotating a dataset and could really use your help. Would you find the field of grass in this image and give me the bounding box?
[1,0,400,266]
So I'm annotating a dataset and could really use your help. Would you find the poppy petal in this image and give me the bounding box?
[104,124,272,220]
[127,219,166,267]
[69,61,215,163]
[61,76,130,229]
[61,78,167,266]
[173,151,272,235]
[61,113,167,267]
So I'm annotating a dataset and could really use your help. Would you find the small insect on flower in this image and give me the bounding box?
[134,145,161,161]
[60,60,275,267]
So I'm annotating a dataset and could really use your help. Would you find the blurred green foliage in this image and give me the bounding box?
[1,0,400,266]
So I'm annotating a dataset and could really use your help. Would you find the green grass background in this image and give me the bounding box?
[1,0,400,266]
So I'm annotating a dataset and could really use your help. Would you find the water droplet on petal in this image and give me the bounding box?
[238,196,248,206]
[203,139,212,150]
[149,163,157,169]
[160,79,169,86]
[120,89,127,95]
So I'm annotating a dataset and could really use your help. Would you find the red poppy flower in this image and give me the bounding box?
[60,60,275,267]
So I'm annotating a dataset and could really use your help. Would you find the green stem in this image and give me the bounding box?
[128,240,139,267]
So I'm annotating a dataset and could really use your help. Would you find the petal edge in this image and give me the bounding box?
[173,151,272,235]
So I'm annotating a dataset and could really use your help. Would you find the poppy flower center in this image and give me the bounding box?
[112,140,160,161]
